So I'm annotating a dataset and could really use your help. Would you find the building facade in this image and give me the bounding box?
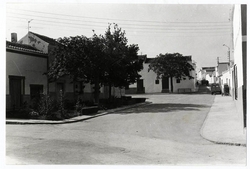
[198,67,216,84]
[231,4,247,128]
[6,40,48,111]
[17,31,124,102]
[126,55,197,94]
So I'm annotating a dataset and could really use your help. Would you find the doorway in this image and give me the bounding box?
[137,79,145,93]
[56,82,65,99]
[162,77,169,93]
[9,76,24,110]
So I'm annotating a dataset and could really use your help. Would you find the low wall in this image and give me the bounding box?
[125,88,137,94]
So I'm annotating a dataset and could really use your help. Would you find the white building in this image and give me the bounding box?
[219,67,233,95]
[215,5,246,129]
[126,55,197,94]
[231,4,247,129]
[6,37,48,111]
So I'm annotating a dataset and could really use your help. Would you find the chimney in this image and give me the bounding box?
[11,33,17,43]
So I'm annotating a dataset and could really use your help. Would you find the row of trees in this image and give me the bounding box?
[47,24,195,103]
[47,24,144,103]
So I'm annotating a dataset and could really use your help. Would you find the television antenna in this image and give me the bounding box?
[28,19,33,32]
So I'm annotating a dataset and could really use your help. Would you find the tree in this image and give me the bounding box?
[47,24,143,103]
[102,24,143,99]
[47,34,107,104]
[148,53,194,92]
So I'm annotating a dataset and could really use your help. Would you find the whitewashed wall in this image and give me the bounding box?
[6,51,48,95]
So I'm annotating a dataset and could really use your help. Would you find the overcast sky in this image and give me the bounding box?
[4,1,243,70]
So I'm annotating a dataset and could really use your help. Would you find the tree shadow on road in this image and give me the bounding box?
[113,103,211,114]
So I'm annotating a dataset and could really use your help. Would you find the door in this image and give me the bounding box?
[162,77,169,93]
[137,79,145,93]
[56,83,64,99]
[9,76,24,110]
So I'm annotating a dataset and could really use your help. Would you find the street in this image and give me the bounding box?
[6,94,246,165]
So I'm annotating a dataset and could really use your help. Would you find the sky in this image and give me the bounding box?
[3,1,242,70]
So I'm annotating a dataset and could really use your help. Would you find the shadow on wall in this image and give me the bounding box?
[114,103,211,114]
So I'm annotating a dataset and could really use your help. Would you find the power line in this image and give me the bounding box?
[7,8,231,25]
[7,19,231,38]
[7,15,232,33]
[7,20,231,38]
[7,11,231,29]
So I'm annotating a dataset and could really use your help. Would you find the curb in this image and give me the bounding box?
[6,101,152,125]
[200,98,246,147]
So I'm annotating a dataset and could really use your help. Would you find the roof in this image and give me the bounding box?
[138,54,147,60]
[29,31,59,46]
[217,62,229,75]
[145,58,154,63]
[202,67,215,71]
[185,56,192,61]
[218,62,230,65]
[6,41,46,55]
[144,55,192,63]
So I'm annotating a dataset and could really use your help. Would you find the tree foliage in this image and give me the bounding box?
[47,24,143,103]
[148,53,194,92]
[102,24,143,95]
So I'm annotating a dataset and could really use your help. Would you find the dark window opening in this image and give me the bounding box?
[30,85,43,99]
[155,80,159,84]
[176,79,181,83]
[74,82,83,94]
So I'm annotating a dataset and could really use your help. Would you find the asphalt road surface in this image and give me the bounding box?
[6,94,247,165]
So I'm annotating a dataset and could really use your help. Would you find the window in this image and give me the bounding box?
[183,78,186,80]
[74,82,83,94]
[176,79,181,83]
[30,85,43,99]
[155,79,159,84]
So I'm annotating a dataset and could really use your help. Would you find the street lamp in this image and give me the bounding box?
[223,44,230,66]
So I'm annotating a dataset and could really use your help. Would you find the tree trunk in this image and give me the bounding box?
[108,83,112,100]
[93,81,100,104]
[170,76,173,93]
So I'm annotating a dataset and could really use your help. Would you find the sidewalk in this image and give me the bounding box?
[6,102,150,125]
[200,95,247,147]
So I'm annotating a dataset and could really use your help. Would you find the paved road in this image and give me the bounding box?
[6,94,246,165]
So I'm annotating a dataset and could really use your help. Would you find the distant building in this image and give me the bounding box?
[197,69,206,81]
[203,67,216,84]
[197,66,216,84]
[126,55,197,94]
[217,62,229,76]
